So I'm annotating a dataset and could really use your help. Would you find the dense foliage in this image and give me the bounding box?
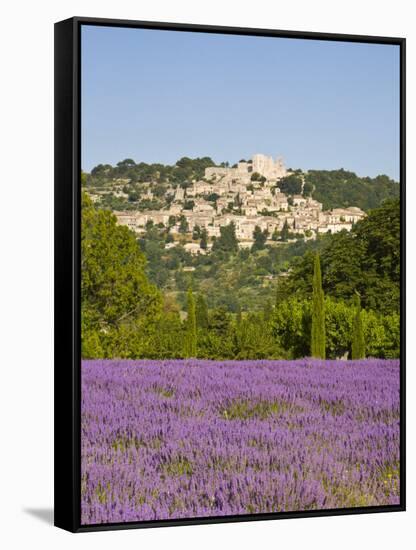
[84,157,222,212]
[278,174,303,195]
[311,254,326,359]
[351,295,366,360]
[140,221,321,312]
[81,194,162,358]
[279,199,400,316]
[278,169,399,211]
[89,156,217,185]
[303,169,399,211]
[81,193,400,360]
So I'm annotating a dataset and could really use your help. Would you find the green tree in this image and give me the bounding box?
[251,225,268,251]
[212,222,239,254]
[351,294,365,359]
[81,193,162,358]
[117,158,136,168]
[81,328,103,359]
[302,180,313,197]
[271,298,310,358]
[311,254,326,358]
[278,174,303,195]
[281,219,290,242]
[209,307,230,335]
[271,228,280,241]
[184,288,197,357]
[91,163,112,177]
[234,313,281,359]
[168,215,177,227]
[304,169,399,211]
[362,310,399,359]
[179,215,189,234]
[81,171,88,188]
[206,193,220,203]
[148,312,184,359]
[195,294,209,329]
[200,228,208,250]
[275,281,287,307]
[324,297,353,359]
[128,192,139,202]
[278,200,400,316]
[192,225,202,240]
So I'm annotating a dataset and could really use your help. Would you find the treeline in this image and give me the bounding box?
[276,169,399,211]
[139,200,400,316]
[140,220,322,312]
[86,158,398,214]
[82,193,400,360]
[86,156,218,187]
[279,199,400,316]
[85,157,221,212]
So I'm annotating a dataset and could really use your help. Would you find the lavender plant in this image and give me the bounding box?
[81,359,400,524]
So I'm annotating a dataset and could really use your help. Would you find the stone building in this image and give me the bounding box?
[204,153,287,182]
[251,154,286,179]
[105,153,367,250]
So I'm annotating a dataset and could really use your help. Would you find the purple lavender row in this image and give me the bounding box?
[81,359,400,524]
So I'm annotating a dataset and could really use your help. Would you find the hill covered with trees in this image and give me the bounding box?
[304,169,399,211]
[278,199,400,315]
[81,192,400,361]
[88,156,219,185]
[278,169,399,211]
[84,157,399,213]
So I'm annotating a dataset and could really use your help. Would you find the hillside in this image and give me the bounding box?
[85,158,399,214]
[138,199,399,318]
[278,199,400,315]
[81,193,400,361]
[304,169,399,211]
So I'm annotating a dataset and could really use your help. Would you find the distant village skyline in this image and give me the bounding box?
[87,152,368,259]
[84,152,398,181]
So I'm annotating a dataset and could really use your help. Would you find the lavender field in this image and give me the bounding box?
[81,359,400,525]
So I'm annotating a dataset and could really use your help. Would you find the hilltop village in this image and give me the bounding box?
[88,154,366,254]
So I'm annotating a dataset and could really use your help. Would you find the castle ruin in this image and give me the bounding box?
[205,154,287,182]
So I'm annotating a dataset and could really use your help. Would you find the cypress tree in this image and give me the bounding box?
[200,228,208,250]
[351,294,365,359]
[281,219,290,242]
[232,307,243,357]
[311,253,326,358]
[184,288,197,357]
[195,294,209,329]
[252,225,268,251]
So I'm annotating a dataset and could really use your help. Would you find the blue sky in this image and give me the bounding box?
[81,25,400,179]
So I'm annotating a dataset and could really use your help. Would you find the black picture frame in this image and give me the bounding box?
[54,16,406,533]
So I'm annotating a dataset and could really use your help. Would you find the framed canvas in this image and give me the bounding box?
[54,16,406,532]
